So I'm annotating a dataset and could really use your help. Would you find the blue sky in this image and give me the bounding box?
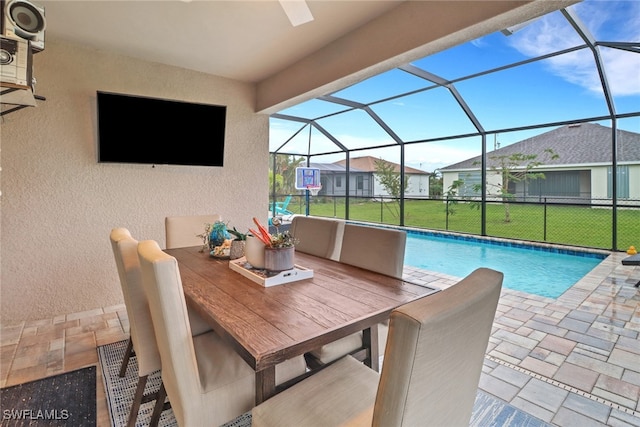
[270,0,640,172]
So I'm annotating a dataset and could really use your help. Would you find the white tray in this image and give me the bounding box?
[229,257,314,287]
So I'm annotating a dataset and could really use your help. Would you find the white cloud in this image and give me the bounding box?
[506,1,640,97]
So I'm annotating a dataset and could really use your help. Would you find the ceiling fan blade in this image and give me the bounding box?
[279,0,314,27]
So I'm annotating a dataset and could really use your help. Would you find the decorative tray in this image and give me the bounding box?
[229,257,314,287]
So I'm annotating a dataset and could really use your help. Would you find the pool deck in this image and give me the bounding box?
[0,248,638,426]
[404,249,640,426]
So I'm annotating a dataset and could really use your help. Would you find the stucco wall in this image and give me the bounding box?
[1,38,269,323]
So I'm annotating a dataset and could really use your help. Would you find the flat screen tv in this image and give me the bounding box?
[97,91,226,167]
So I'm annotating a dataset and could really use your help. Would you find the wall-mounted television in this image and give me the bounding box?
[97,91,226,167]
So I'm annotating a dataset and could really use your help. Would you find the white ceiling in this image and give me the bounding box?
[42,0,405,83]
[37,0,576,112]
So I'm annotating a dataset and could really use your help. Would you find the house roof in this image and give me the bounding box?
[440,123,640,171]
[333,156,430,175]
[309,162,365,173]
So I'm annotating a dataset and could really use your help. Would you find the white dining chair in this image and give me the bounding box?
[137,239,307,427]
[305,224,407,369]
[109,228,213,426]
[164,214,222,249]
[289,215,343,260]
[253,267,503,427]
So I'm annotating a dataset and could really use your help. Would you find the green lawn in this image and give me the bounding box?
[284,197,640,251]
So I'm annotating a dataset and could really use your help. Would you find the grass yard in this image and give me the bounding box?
[289,197,640,251]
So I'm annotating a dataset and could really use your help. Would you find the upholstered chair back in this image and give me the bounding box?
[373,267,503,426]
[165,214,222,249]
[339,224,406,279]
[137,240,202,424]
[109,228,161,377]
[290,215,343,260]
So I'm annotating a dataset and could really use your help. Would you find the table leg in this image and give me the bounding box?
[362,324,379,372]
[255,366,276,405]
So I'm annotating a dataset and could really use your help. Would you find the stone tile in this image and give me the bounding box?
[525,319,569,337]
[478,373,521,402]
[567,309,599,323]
[585,324,621,343]
[592,387,637,410]
[562,391,611,423]
[0,323,23,346]
[509,396,554,422]
[595,374,640,402]
[567,352,624,378]
[538,333,577,356]
[493,341,532,361]
[490,364,531,388]
[607,408,640,427]
[566,330,615,352]
[574,343,610,360]
[553,362,599,392]
[65,331,96,356]
[552,407,609,427]
[517,377,569,413]
[520,356,560,378]
[609,348,640,372]
[504,307,536,322]
[544,351,567,367]
[559,316,591,333]
[529,347,551,361]
[616,335,640,354]
[622,370,640,387]
[492,329,538,350]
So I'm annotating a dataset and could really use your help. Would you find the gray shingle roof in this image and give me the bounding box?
[441,123,640,170]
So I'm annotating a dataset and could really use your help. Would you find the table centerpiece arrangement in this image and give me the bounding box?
[229,217,312,287]
[197,220,246,260]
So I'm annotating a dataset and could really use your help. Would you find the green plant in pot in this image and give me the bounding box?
[249,217,299,271]
[227,227,248,260]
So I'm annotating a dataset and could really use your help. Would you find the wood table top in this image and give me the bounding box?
[166,246,438,372]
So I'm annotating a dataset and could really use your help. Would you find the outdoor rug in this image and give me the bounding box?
[0,366,96,427]
[99,340,551,427]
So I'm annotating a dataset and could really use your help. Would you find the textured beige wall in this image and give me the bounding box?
[1,38,268,323]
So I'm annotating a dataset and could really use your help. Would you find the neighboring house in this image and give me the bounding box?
[312,156,430,198]
[440,123,640,205]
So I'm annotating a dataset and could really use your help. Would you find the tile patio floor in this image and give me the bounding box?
[1,250,639,426]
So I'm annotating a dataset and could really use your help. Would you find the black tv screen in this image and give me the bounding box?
[97,91,226,167]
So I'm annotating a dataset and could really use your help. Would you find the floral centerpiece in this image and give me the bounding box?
[196,220,244,258]
[247,217,298,271]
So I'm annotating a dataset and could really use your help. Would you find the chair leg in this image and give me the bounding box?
[149,382,167,427]
[119,338,134,378]
[127,375,148,427]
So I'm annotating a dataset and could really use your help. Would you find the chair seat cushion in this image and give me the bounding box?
[252,356,379,427]
[309,322,389,364]
[194,331,255,394]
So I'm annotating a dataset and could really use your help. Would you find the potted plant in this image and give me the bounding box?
[227,227,248,260]
[248,217,299,271]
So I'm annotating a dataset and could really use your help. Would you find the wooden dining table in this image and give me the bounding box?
[165,246,439,404]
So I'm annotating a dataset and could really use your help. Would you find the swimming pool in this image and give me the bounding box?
[404,231,607,299]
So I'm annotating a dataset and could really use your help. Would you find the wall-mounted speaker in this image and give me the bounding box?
[1,0,45,52]
[0,35,32,89]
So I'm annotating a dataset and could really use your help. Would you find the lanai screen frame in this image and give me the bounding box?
[269,3,640,251]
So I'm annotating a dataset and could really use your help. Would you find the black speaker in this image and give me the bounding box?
[2,0,45,52]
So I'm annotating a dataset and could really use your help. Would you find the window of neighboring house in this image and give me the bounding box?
[356,175,363,190]
[528,171,581,197]
[459,172,482,197]
[607,166,630,199]
[336,176,342,187]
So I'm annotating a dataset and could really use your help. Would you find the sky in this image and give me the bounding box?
[270,0,640,173]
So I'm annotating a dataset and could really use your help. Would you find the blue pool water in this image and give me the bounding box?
[404,231,607,299]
